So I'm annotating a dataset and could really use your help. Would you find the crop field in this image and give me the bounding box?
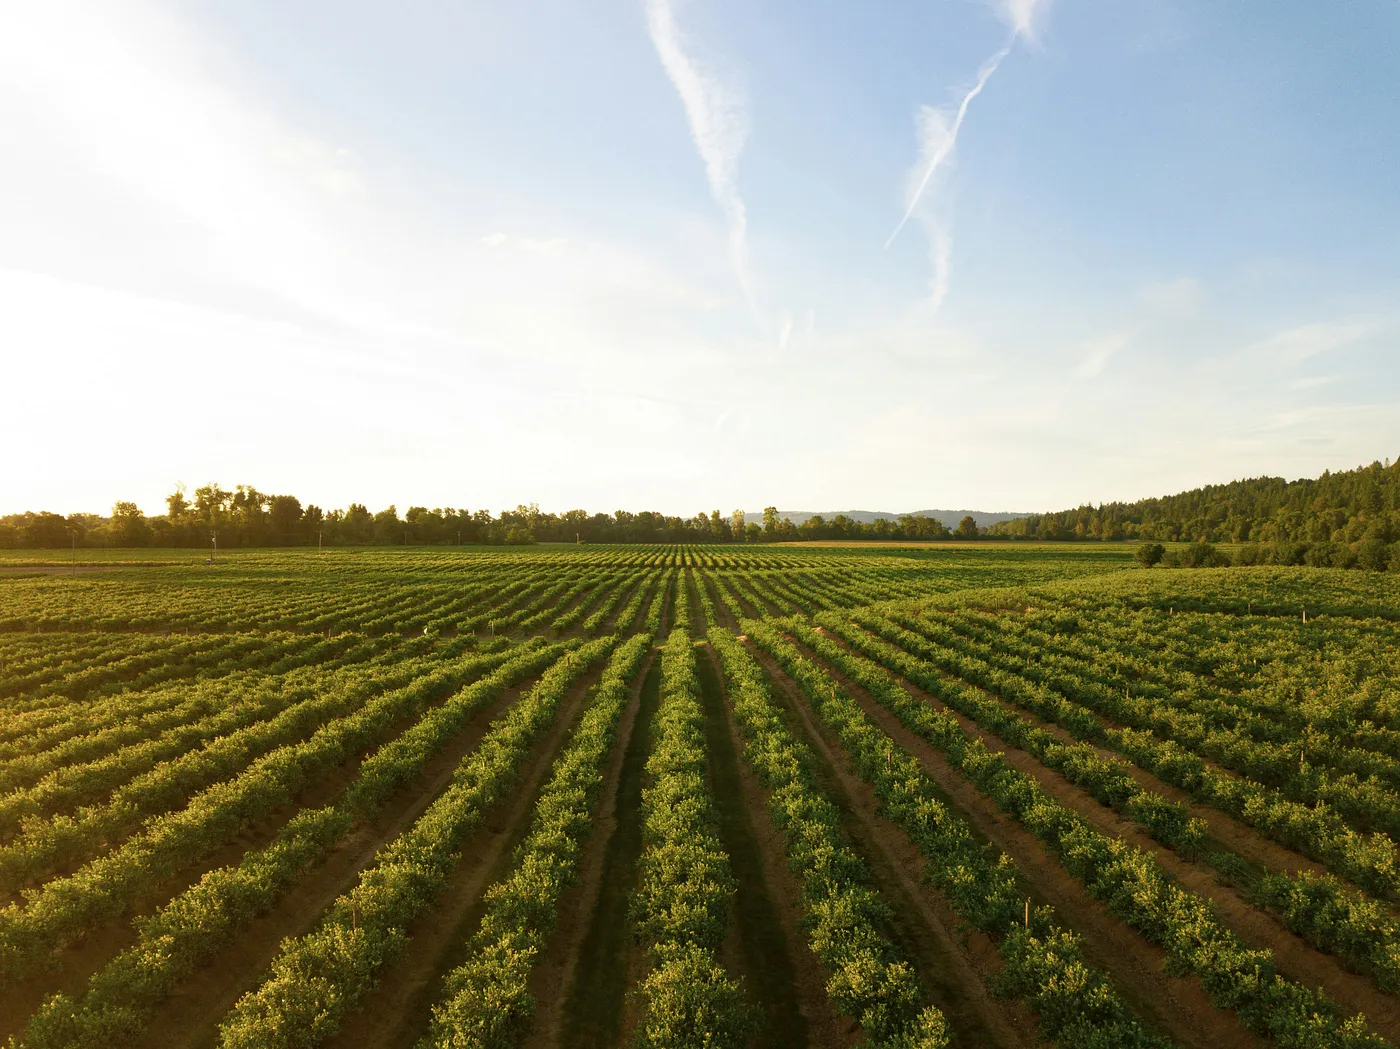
[1,543,1399,1049]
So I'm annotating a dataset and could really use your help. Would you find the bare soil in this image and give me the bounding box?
[744,642,1035,1049]
[524,647,656,1049]
[779,637,1268,1049]
[810,629,1400,1039]
[556,659,664,1049]
[694,649,821,1048]
[320,662,610,1049]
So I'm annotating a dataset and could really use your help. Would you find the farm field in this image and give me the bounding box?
[1,544,1399,1049]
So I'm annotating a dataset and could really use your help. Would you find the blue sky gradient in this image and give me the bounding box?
[3,0,1397,516]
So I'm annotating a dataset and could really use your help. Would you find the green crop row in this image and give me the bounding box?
[923,609,1400,834]
[12,640,568,1049]
[631,630,750,1049]
[0,643,527,983]
[779,620,1390,1049]
[823,612,1400,995]
[419,633,652,1048]
[862,609,1400,902]
[707,628,949,1048]
[743,621,1170,1049]
[215,636,617,1049]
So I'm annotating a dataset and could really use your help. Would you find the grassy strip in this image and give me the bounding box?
[215,636,618,1049]
[417,633,652,1048]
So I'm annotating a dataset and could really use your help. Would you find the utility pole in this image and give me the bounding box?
[317,529,323,552]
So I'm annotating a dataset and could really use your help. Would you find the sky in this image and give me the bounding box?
[2,0,1398,518]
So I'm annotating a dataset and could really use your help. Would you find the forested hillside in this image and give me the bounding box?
[988,459,1400,546]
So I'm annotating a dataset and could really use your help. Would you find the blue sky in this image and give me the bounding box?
[3,0,1397,517]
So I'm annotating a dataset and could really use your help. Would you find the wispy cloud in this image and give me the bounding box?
[1246,318,1383,364]
[1074,277,1205,379]
[888,0,1050,313]
[644,0,754,312]
[886,46,1010,249]
[992,0,1051,42]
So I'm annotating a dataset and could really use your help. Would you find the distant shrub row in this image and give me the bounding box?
[1135,539,1400,572]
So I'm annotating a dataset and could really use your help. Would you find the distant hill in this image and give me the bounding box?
[749,509,1031,530]
[983,458,1400,544]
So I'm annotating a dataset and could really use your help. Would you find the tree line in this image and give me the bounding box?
[0,484,969,549]
[987,458,1400,547]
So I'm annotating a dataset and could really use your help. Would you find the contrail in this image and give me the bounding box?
[885,43,1009,250]
[644,0,755,312]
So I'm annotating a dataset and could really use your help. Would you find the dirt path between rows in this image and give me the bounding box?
[0,687,422,1044]
[524,648,656,1049]
[695,648,825,1048]
[786,637,1269,1049]
[744,642,1035,1049]
[807,629,1400,1040]
[134,672,557,1049]
[702,575,741,632]
[555,658,664,1049]
[321,662,611,1049]
[905,618,1400,895]
[701,644,860,1049]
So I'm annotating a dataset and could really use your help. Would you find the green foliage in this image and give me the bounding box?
[708,628,949,1048]
[784,616,1390,1048]
[631,629,751,1049]
[744,621,1167,1048]
[1135,542,1165,567]
[216,638,618,1049]
[419,634,651,1049]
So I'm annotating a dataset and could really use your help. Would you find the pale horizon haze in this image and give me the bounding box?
[3,0,1398,518]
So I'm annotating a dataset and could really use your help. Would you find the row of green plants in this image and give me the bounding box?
[742,621,1172,1049]
[606,570,661,636]
[0,634,434,810]
[872,609,1400,902]
[693,570,719,630]
[944,607,1400,797]
[811,615,1400,996]
[706,629,950,1048]
[0,664,433,888]
[775,620,1390,1048]
[642,573,668,634]
[12,639,570,1049]
[0,642,530,983]
[216,636,619,1049]
[796,618,1207,853]
[630,629,750,1049]
[0,633,413,784]
[418,633,653,1048]
[552,570,639,632]
[0,633,137,696]
[583,570,652,634]
[15,630,355,710]
[669,571,690,635]
[0,637,467,879]
[707,572,748,623]
[0,633,268,707]
[519,576,601,632]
